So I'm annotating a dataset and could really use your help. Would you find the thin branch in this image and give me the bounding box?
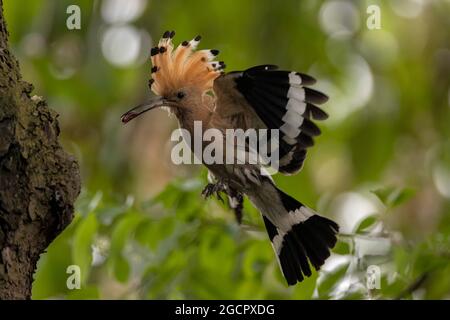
[395,272,429,300]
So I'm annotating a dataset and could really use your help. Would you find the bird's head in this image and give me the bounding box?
[121,31,225,123]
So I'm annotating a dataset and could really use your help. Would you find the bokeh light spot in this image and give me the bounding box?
[390,0,425,19]
[101,0,148,24]
[102,25,141,67]
[319,0,360,39]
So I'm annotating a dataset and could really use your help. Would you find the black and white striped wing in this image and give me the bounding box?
[232,65,329,175]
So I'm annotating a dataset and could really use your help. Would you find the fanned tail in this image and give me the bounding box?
[251,181,339,285]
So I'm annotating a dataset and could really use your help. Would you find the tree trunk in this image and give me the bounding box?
[0,1,80,299]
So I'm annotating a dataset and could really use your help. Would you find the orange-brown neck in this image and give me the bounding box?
[174,92,215,135]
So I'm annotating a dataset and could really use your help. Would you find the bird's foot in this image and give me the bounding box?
[202,183,245,224]
[201,182,226,202]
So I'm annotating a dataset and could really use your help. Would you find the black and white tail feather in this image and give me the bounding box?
[271,190,338,285]
[248,178,339,285]
[234,65,329,175]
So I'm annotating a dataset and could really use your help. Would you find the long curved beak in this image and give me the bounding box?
[121,96,168,124]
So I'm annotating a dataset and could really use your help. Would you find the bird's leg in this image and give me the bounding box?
[228,190,244,224]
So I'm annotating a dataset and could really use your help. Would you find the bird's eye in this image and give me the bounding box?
[177,91,185,99]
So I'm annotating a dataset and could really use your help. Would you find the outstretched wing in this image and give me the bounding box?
[213,65,328,175]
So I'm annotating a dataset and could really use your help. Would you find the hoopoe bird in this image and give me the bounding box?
[122,31,339,285]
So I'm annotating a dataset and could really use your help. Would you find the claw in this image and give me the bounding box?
[201,183,216,199]
[202,182,226,202]
[216,191,224,203]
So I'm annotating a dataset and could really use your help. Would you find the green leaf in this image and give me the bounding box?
[109,213,143,254]
[108,213,143,282]
[380,276,407,298]
[372,187,395,205]
[372,187,416,208]
[72,213,98,285]
[393,247,411,277]
[66,286,100,300]
[389,188,416,207]
[354,215,378,234]
[114,255,131,283]
[292,270,318,299]
[32,216,80,299]
[333,240,351,255]
[318,263,349,298]
[342,291,365,300]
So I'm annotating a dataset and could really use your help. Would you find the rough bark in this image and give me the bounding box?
[0,1,80,299]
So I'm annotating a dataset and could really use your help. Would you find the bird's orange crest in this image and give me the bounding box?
[149,31,225,96]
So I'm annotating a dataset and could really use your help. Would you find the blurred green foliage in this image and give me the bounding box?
[3,0,450,299]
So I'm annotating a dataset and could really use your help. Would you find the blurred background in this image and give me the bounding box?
[3,0,450,299]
